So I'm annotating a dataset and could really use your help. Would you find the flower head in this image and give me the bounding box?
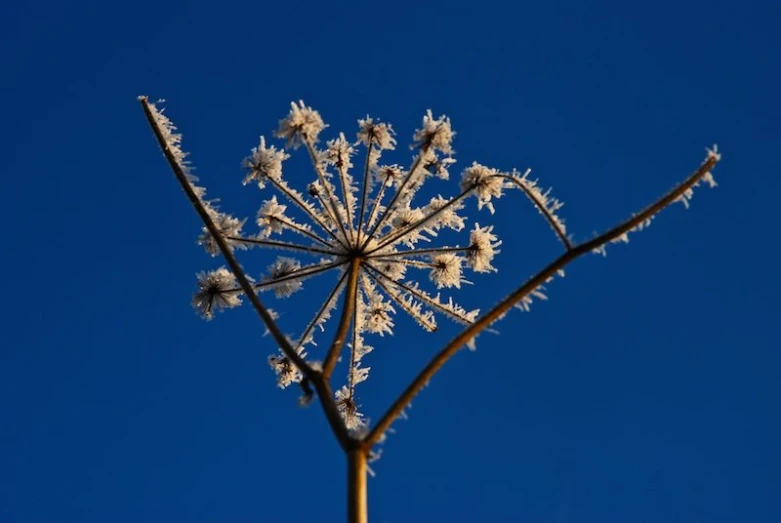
[429,253,465,289]
[466,224,501,273]
[335,385,365,430]
[151,100,515,401]
[192,268,242,320]
[413,109,454,154]
[461,162,506,214]
[357,116,397,151]
[268,351,303,388]
[275,100,327,148]
[264,257,304,298]
[243,136,289,187]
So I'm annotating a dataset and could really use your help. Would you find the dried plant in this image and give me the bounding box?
[139,96,720,522]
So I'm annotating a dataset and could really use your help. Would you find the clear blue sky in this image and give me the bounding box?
[2,1,779,521]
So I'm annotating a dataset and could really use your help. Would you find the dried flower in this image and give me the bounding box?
[243,136,289,187]
[429,253,465,289]
[275,100,327,148]
[413,109,454,154]
[191,268,242,320]
[466,224,501,273]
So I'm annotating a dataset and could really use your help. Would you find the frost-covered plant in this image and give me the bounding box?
[140,96,720,522]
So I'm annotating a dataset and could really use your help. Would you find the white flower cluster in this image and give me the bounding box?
[142,98,544,428]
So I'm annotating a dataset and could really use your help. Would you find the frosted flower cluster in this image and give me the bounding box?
[142,98,571,431]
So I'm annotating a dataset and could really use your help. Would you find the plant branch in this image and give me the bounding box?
[364,182,388,232]
[262,214,334,248]
[361,146,429,250]
[295,271,349,349]
[369,245,468,259]
[495,173,572,250]
[367,188,471,254]
[364,265,438,332]
[267,176,347,249]
[226,236,338,256]
[323,259,363,377]
[140,97,312,378]
[304,137,351,245]
[364,153,720,447]
[244,260,347,293]
[365,263,476,325]
[356,135,375,240]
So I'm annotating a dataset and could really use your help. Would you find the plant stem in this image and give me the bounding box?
[347,447,368,523]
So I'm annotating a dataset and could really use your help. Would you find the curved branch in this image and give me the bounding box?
[495,173,572,250]
[364,153,720,447]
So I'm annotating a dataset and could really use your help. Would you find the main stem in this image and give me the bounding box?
[347,447,368,523]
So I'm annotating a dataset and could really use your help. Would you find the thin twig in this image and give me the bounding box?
[364,266,438,332]
[361,146,429,250]
[356,133,375,241]
[226,236,338,256]
[370,245,468,259]
[365,263,476,325]
[364,182,388,233]
[267,176,347,249]
[304,138,351,245]
[260,213,334,248]
[295,271,349,349]
[367,188,471,254]
[140,97,351,449]
[140,97,308,372]
[364,154,719,447]
[495,173,572,250]
[243,260,347,293]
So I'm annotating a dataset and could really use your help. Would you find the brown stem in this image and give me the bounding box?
[140,98,351,449]
[139,97,310,377]
[495,173,572,250]
[364,154,719,446]
[369,245,468,259]
[323,259,363,377]
[226,236,338,256]
[347,446,368,523]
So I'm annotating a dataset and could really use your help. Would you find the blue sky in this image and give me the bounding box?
[2,1,780,521]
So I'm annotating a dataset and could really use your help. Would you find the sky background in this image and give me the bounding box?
[2,0,780,521]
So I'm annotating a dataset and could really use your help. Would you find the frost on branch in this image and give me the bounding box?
[143,96,719,448]
[593,145,720,256]
[675,146,719,209]
[507,168,568,242]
